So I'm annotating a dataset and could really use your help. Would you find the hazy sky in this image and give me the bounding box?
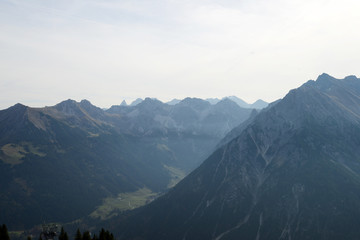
[1,0,360,109]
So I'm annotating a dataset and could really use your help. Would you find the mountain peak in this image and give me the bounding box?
[178,97,211,111]
[179,97,210,105]
[11,103,28,110]
[142,97,162,104]
[130,98,143,106]
[215,97,238,107]
[120,100,128,106]
[56,99,78,106]
[54,99,82,115]
[315,73,336,84]
[137,98,164,110]
[251,99,268,109]
[314,73,358,83]
[79,99,98,110]
[344,75,358,81]
[79,99,103,113]
[317,72,335,80]
[3,103,29,116]
[80,99,91,105]
[300,73,338,92]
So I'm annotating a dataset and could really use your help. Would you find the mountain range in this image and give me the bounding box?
[205,96,268,109]
[119,97,268,109]
[110,74,360,240]
[0,97,255,229]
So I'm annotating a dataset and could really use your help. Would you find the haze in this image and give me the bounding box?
[1,0,360,109]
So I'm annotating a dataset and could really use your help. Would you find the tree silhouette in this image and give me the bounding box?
[0,224,10,240]
[82,231,91,240]
[75,229,82,240]
[58,227,69,240]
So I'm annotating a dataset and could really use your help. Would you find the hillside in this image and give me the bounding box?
[113,74,360,240]
[0,97,253,229]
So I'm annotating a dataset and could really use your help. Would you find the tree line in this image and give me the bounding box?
[71,228,115,240]
[0,224,115,240]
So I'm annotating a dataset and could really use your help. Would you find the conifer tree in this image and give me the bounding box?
[0,224,10,240]
[91,234,98,240]
[82,231,91,240]
[98,229,105,240]
[75,229,82,240]
[58,227,69,240]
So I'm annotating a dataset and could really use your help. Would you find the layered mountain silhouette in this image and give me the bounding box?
[107,97,254,171]
[205,96,268,109]
[0,97,253,229]
[114,74,360,240]
[130,97,268,108]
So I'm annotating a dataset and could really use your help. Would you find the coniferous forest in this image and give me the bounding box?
[0,224,114,240]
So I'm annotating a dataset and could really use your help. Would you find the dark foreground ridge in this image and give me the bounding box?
[114,74,360,240]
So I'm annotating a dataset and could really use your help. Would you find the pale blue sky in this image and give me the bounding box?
[1,0,360,109]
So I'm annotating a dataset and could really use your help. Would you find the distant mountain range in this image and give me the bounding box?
[110,74,360,240]
[0,97,256,229]
[118,96,269,109]
[205,96,268,109]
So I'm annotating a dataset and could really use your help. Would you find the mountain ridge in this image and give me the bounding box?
[112,74,360,240]
[0,96,254,229]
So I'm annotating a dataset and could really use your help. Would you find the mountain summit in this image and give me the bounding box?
[115,74,360,240]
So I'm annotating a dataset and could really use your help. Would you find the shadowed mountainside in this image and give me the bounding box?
[112,74,360,240]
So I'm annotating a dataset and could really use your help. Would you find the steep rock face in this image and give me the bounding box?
[115,74,360,240]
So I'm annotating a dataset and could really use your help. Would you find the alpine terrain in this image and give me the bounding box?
[0,97,254,229]
[114,74,360,240]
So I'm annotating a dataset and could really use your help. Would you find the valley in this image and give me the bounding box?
[0,96,258,231]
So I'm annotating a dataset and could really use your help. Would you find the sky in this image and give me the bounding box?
[1,0,360,109]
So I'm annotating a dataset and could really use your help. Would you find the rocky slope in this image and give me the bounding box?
[114,74,360,240]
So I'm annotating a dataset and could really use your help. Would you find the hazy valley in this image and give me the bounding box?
[2,0,360,239]
[0,96,261,234]
[3,74,360,240]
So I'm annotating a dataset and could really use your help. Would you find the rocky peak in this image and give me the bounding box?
[137,98,164,110]
[54,99,81,115]
[214,98,240,111]
[130,98,143,106]
[8,103,28,113]
[251,99,268,109]
[177,97,211,111]
[0,103,29,123]
[344,75,358,81]
[120,100,128,106]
